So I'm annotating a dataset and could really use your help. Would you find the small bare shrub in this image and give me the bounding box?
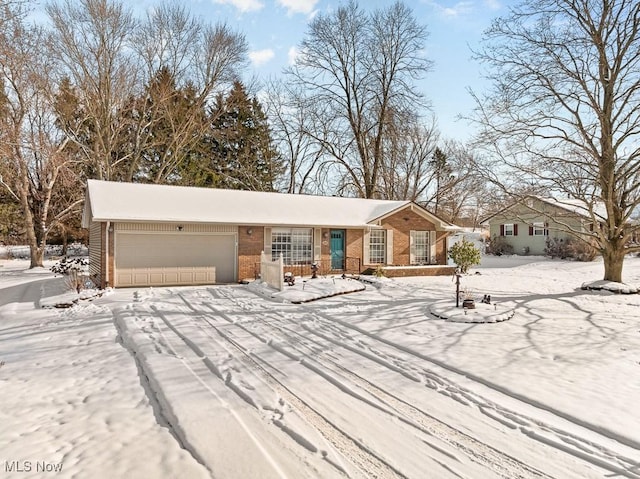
[486,235,513,256]
[64,270,92,293]
[545,237,570,259]
[567,239,599,262]
[546,237,598,261]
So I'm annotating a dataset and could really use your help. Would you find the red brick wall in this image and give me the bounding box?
[316,228,364,274]
[237,213,452,281]
[238,225,264,280]
[374,208,449,267]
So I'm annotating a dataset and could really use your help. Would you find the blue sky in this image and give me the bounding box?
[33,0,512,142]
[174,0,512,143]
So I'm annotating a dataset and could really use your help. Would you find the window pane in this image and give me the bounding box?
[504,224,514,236]
[272,228,312,264]
[414,231,429,264]
[369,230,386,264]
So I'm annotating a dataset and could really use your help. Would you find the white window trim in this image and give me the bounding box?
[504,223,515,236]
[411,230,430,265]
[271,227,313,264]
[533,222,546,236]
[368,229,386,265]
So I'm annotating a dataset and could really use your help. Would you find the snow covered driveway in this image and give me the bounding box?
[0,266,208,478]
[114,261,640,479]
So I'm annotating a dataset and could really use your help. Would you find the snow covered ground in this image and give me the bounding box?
[1,255,640,478]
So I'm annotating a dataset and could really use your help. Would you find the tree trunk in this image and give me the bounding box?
[602,243,624,283]
[61,227,68,256]
[29,244,45,269]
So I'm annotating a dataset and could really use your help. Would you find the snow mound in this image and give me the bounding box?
[40,288,107,308]
[429,300,514,323]
[248,277,365,303]
[581,280,639,294]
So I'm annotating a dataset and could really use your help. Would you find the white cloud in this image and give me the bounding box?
[483,0,501,10]
[213,0,264,13]
[249,48,275,66]
[277,0,319,16]
[427,0,474,18]
[443,1,473,17]
[287,46,299,65]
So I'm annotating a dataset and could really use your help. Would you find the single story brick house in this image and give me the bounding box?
[481,196,600,255]
[82,180,459,288]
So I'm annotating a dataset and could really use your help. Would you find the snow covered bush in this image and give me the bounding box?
[448,237,481,273]
[50,256,89,275]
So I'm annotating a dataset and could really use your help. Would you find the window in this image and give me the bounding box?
[369,230,386,264]
[533,222,546,236]
[504,223,514,236]
[413,231,429,264]
[272,228,312,264]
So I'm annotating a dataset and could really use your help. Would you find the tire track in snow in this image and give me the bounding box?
[146,304,293,479]
[201,286,640,479]
[208,301,551,479]
[302,304,640,478]
[177,291,410,479]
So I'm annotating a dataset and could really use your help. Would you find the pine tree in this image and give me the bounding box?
[206,81,282,191]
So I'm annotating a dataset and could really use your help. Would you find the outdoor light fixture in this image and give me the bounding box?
[176,225,183,231]
[323,231,329,239]
[247,228,253,235]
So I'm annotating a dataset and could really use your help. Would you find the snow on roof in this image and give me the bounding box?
[540,197,607,220]
[481,196,608,224]
[84,180,447,228]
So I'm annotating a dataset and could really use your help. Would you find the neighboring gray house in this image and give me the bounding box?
[481,197,599,255]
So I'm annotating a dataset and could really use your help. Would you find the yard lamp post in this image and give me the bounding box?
[455,270,462,308]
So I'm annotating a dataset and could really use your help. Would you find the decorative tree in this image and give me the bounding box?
[448,237,481,274]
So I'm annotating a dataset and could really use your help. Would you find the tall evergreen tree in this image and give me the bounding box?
[206,81,282,191]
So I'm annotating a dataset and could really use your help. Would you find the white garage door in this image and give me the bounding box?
[115,233,236,287]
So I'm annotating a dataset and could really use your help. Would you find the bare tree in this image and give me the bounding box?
[262,79,331,194]
[46,0,138,181]
[0,5,81,267]
[377,113,439,201]
[287,0,431,198]
[470,0,640,282]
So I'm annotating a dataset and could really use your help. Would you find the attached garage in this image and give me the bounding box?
[114,223,237,287]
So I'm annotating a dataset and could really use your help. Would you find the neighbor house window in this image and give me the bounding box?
[413,231,429,264]
[369,230,386,264]
[533,222,546,236]
[272,228,312,264]
[504,223,515,236]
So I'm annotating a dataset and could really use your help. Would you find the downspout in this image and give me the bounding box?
[105,221,110,288]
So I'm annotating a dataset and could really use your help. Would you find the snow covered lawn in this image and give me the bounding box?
[1,256,640,478]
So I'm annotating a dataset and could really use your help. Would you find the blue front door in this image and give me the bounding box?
[330,230,345,270]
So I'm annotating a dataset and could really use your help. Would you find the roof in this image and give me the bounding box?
[481,196,607,225]
[83,180,455,229]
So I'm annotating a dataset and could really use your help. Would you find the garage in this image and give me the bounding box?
[114,228,237,287]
